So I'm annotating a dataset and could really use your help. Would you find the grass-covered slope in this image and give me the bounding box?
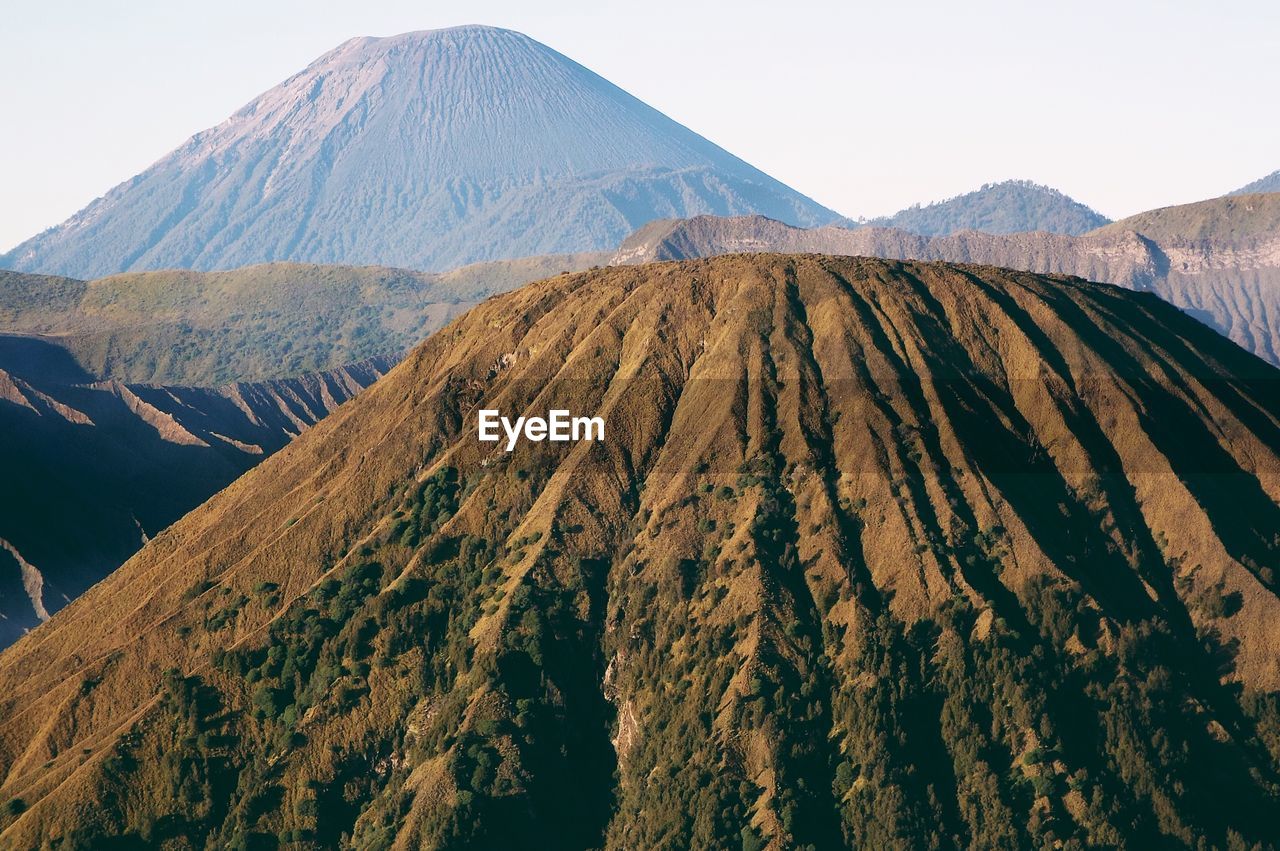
[2,256,1279,849]
[1094,192,1280,244]
[0,255,599,384]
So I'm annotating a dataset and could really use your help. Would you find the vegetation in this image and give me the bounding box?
[0,255,595,384]
[2,255,1279,848]
[866,179,1110,236]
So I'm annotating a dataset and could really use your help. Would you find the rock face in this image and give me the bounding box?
[1,25,841,279]
[1,256,1278,849]
[866,180,1110,236]
[614,196,1280,364]
[0,334,392,645]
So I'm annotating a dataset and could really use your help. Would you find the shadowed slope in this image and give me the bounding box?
[0,342,394,645]
[1,256,1279,848]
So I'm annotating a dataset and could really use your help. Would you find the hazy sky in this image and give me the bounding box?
[2,0,1277,251]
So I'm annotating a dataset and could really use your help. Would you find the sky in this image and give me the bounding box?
[2,0,1278,251]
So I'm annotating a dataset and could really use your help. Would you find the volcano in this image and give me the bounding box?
[1,255,1279,848]
[1,26,841,279]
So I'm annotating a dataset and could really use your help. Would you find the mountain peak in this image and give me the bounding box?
[326,24,541,60]
[3,29,840,278]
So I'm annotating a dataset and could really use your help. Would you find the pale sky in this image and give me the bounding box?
[2,0,1278,252]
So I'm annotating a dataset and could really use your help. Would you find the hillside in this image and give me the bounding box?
[0,255,600,636]
[0,25,841,279]
[1,255,1278,849]
[0,334,393,646]
[866,180,1110,236]
[615,205,1280,365]
[0,255,598,384]
[1231,171,1280,196]
[1094,192,1280,244]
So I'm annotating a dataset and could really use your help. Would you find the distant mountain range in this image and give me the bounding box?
[3,255,1279,847]
[615,193,1280,365]
[0,25,841,279]
[866,179,1110,236]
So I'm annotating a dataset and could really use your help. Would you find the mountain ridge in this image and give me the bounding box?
[1231,171,1280,196]
[613,198,1280,364]
[0,254,603,384]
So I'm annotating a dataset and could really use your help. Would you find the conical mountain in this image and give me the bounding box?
[2,255,1280,848]
[1,26,841,278]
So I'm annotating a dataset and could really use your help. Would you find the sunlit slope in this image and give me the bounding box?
[1,25,840,278]
[2,256,1279,848]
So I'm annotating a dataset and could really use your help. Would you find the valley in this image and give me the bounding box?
[0,333,394,643]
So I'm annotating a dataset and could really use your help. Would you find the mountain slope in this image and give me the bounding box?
[1,25,841,279]
[0,255,598,384]
[2,255,1279,848]
[0,256,601,639]
[616,203,1280,365]
[0,334,393,646]
[867,180,1110,236]
[1094,192,1280,243]
[1231,171,1280,196]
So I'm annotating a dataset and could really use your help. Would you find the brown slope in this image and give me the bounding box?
[0,255,605,646]
[0,256,1279,848]
[1095,192,1280,243]
[615,210,1280,366]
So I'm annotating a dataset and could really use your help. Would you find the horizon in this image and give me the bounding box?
[2,0,1278,253]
